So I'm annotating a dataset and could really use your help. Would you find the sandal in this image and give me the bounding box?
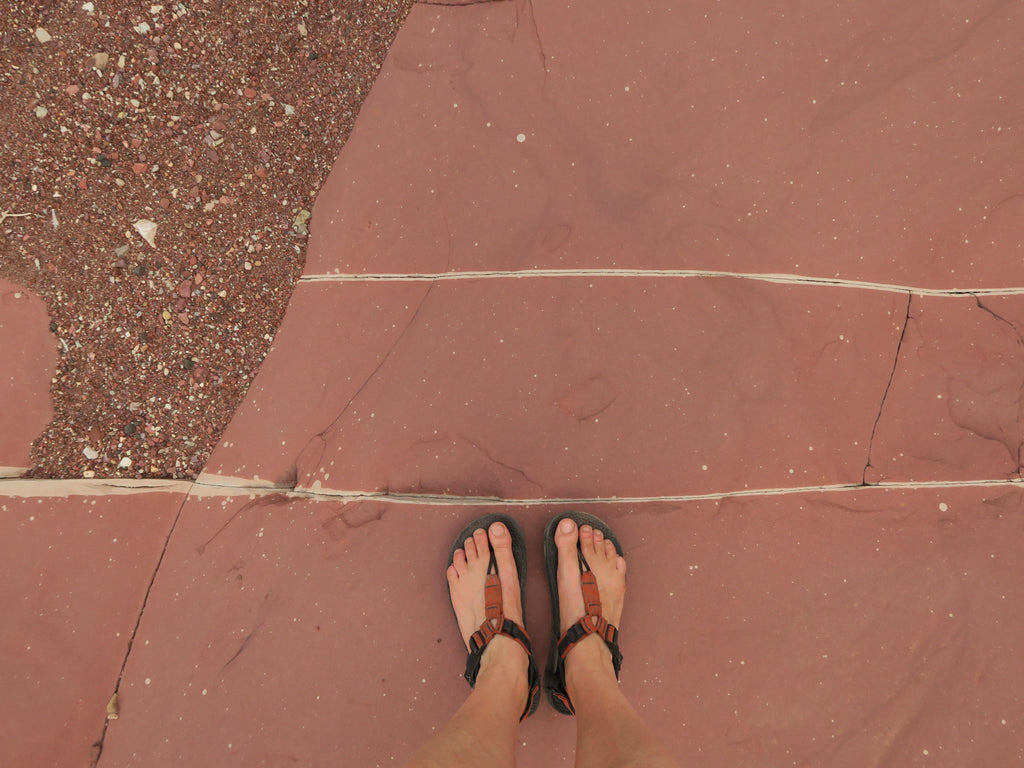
[446,513,541,721]
[543,511,625,715]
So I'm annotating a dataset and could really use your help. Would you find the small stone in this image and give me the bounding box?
[35,28,52,43]
[516,133,527,143]
[133,219,158,247]
[283,104,295,116]
[132,162,148,174]
[118,457,132,468]
[243,87,257,98]
[162,309,172,320]
[177,279,192,298]
[298,21,308,37]
[34,105,48,118]
[114,244,129,258]
[65,84,80,96]
[82,2,95,11]
[83,446,99,460]
[93,52,109,70]
[134,21,151,34]
[293,209,312,235]
[83,470,96,479]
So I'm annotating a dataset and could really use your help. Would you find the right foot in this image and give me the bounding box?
[554,517,627,683]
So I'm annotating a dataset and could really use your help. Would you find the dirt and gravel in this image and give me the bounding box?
[1,0,415,479]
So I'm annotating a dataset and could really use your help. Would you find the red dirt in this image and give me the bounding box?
[0,0,414,479]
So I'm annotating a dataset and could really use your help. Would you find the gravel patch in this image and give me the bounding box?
[0,0,415,479]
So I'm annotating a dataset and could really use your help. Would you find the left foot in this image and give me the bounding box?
[446,522,530,707]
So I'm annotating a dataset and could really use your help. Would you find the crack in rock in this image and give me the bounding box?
[863,292,913,484]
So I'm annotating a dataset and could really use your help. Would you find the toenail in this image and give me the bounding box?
[560,519,574,533]
[492,523,506,537]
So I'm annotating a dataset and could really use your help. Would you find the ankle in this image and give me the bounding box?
[564,635,617,695]
[476,636,530,696]
[478,647,529,681]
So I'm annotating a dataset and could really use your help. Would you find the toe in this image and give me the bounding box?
[604,538,617,560]
[555,517,585,631]
[472,528,490,567]
[555,517,579,558]
[450,547,468,577]
[489,522,523,623]
[579,524,597,562]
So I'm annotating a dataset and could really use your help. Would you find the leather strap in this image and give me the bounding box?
[556,572,623,674]
[463,570,540,721]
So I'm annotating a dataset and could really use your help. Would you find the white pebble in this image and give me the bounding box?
[83,446,99,460]
[35,105,48,118]
[516,133,526,143]
[35,28,52,43]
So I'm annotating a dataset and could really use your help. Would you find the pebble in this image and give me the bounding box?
[83,446,99,460]
[93,52,110,70]
[293,209,312,235]
[118,457,132,468]
[133,219,159,247]
[35,28,52,43]
[35,105,49,118]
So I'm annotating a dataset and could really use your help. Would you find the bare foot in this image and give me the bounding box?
[554,517,626,684]
[446,522,530,707]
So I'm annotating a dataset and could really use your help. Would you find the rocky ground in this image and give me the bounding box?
[0,0,414,479]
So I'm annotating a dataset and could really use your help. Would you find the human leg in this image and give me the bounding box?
[402,522,532,768]
[552,517,680,768]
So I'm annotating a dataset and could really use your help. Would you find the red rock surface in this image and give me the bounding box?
[0,487,185,767]
[5,1,1024,766]
[0,280,56,475]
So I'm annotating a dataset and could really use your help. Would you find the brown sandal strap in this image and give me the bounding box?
[556,571,623,671]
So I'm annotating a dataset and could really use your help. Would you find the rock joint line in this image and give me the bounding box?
[299,270,1024,297]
